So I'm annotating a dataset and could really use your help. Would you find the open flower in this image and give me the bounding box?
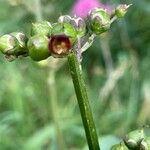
[72,0,112,18]
[48,34,72,58]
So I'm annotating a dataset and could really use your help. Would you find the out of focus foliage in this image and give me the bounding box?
[0,0,150,149]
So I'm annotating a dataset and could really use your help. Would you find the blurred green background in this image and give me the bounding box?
[0,0,150,149]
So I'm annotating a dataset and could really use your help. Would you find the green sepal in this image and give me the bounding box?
[31,21,52,36]
[27,35,50,61]
[51,23,77,43]
[58,15,87,37]
[63,23,77,38]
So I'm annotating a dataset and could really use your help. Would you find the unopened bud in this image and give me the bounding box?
[27,35,50,61]
[0,34,19,55]
[115,4,132,18]
[31,21,52,36]
[88,8,111,35]
[58,15,86,37]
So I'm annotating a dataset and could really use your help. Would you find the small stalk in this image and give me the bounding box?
[67,52,100,150]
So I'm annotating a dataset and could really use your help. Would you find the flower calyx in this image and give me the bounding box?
[31,21,52,36]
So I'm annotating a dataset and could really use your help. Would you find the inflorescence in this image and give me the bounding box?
[0,5,131,62]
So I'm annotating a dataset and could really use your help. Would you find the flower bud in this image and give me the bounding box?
[88,8,111,35]
[111,144,128,150]
[58,15,86,37]
[27,35,50,61]
[115,4,132,18]
[0,34,19,55]
[31,21,52,36]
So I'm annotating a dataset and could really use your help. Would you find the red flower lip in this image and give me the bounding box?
[48,34,72,57]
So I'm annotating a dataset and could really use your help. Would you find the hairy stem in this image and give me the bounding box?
[67,52,100,150]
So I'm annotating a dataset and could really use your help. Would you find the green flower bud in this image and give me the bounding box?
[10,32,28,55]
[115,4,132,18]
[58,15,86,37]
[0,34,19,55]
[27,35,50,61]
[88,8,111,35]
[31,21,52,36]
[124,129,147,149]
[111,143,128,150]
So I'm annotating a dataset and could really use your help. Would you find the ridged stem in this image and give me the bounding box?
[67,52,100,150]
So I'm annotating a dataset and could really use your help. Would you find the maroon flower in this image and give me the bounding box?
[48,35,72,57]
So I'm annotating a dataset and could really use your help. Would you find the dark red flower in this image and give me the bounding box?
[48,35,72,57]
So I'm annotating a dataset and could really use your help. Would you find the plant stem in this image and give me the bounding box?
[67,52,100,150]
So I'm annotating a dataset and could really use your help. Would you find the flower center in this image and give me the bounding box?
[49,35,71,57]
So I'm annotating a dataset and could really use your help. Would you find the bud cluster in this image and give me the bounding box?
[0,4,131,61]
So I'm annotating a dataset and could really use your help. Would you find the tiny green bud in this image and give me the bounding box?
[115,4,132,18]
[0,34,19,55]
[27,35,50,61]
[58,15,86,37]
[111,143,128,150]
[88,8,111,35]
[31,21,52,36]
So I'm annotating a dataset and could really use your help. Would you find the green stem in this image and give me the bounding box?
[67,52,100,150]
